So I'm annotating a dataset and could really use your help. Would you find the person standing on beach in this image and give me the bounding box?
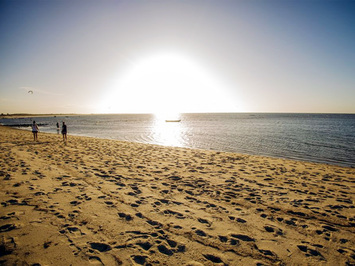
[61,122,67,141]
[56,122,60,133]
[32,121,39,141]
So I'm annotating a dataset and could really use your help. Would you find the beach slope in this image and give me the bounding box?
[0,126,354,265]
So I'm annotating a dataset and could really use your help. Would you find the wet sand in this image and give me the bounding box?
[0,125,354,265]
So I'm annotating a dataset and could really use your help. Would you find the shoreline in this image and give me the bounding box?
[0,123,355,169]
[0,126,354,265]
[0,113,83,119]
[3,124,354,169]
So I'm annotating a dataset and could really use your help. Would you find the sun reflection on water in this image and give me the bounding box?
[151,114,185,147]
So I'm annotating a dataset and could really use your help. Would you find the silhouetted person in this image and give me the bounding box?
[61,122,67,141]
[32,121,39,141]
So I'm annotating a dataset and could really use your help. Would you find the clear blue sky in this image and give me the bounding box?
[1,0,354,114]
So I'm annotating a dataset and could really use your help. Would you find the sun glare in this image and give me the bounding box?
[99,52,239,114]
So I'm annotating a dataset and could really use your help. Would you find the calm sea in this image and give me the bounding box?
[1,113,354,168]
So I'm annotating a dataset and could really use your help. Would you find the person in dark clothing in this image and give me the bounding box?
[61,122,67,141]
[32,121,39,141]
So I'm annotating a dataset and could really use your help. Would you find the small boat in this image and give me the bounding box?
[165,119,181,122]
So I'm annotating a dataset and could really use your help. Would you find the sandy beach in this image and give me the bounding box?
[0,125,354,265]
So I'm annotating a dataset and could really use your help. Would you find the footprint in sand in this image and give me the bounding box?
[118,212,133,221]
[0,236,17,256]
[0,212,17,220]
[264,225,284,236]
[231,234,255,242]
[172,225,183,229]
[70,200,81,206]
[131,255,148,265]
[297,244,324,258]
[163,209,185,219]
[158,244,174,256]
[90,242,112,252]
[0,223,18,232]
[198,218,211,227]
[219,235,228,243]
[136,241,152,251]
[135,212,144,219]
[195,229,207,237]
[61,225,84,236]
[203,254,224,264]
[104,201,115,207]
[54,212,65,219]
[146,219,162,228]
[228,216,247,223]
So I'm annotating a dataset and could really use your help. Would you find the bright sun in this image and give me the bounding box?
[99,52,239,115]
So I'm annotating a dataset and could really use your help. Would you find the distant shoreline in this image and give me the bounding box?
[0,113,81,119]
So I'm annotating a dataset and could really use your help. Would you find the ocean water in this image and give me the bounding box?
[1,113,355,168]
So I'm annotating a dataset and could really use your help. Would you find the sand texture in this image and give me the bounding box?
[0,126,354,265]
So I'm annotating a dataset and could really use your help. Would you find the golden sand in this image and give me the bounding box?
[0,126,354,265]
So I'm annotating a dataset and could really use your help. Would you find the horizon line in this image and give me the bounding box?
[1,111,355,117]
